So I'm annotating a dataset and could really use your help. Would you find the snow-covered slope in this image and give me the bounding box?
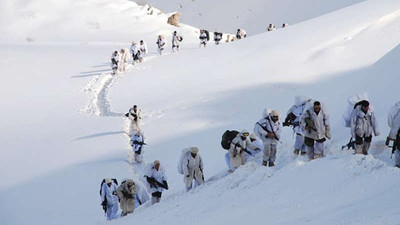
[0,0,400,225]
[135,0,368,34]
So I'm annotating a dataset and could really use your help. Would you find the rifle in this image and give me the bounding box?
[386,136,399,159]
[305,110,317,133]
[234,143,252,155]
[101,198,107,213]
[257,120,280,141]
[111,58,118,65]
[144,176,169,190]
[132,140,146,154]
[342,137,356,150]
[283,121,300,127]
[132,140,147,146]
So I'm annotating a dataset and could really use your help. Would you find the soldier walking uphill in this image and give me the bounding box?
[386,101,400,168]
[125,105,142,135]
[117,179,137,216]
[156,35,166,55]
[254,110,282,167]
[284,96,312,155]
[171,31,183,52]
[180,147,205,191]
[130,131,146,163]
[130,41,142,64]
[214,32,223,45]
[199,29,208,47]
[145,160,168,204]
[350,100,380,155]
[111,51,120,75]
[300,101,331,160]
[100,178,119,220]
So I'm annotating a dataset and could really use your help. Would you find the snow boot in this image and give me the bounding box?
[262,161,268,166]
[293,149,300,155]
[315,153,322,159]
[268,161,275,167]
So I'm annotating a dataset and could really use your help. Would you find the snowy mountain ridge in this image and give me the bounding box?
[134,0,369,34]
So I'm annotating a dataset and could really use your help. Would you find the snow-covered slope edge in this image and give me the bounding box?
[114,155,400,225]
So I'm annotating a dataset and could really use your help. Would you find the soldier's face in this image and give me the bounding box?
[155,164,160,170]
[272,116,279,122]
[361,105,369,112]
[314,105,321,113]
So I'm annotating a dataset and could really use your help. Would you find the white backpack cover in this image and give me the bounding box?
[294,96,311,107]
[388,101,400,127]
[177,148,191,174]
[343,93,370,127]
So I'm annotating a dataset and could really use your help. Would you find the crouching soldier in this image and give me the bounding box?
[146,160,168,204]
[182,147,204,191]
[228,130,252,172]
[300,101,331,160]
[117,179,137,216]
[350,100,379,155]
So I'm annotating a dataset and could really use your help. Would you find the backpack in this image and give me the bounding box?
[221,130,239,150]
[99,178,118,196]
[204,30,210,41]
[177,148,191,174]
[343,94,370,127]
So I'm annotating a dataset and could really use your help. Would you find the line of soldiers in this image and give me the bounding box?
[200,28,247,47]
[226,96,400,173]
[111,23,294,74]
[101,97,400,220]
[110,40,148,75]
